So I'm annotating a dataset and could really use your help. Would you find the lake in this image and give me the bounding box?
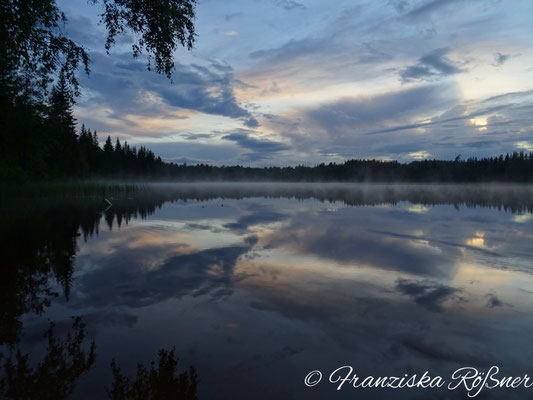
[2,183,533,399]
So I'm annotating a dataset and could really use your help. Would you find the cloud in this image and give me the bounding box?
[403,0,464,20]
[485,293,504,308]
[243,117,260,128]
[387,0,410,13]
[364,90,533,136]
[515,141,533,152]
[224,210,287,233]
[493,52,510,66]
[275,0,306,10]
[396,279,464,312]
[400,48,464,82]
[152,63,254,120]
[183,133,217,141]
[224,12,243,22]
[492,52,521,67]
[63,14,102,48]
[286,87,533,161]
[357,42,394,64]
[260,81,281,96]
[64,0,533,165]
[75,237,258,309]
[305,85,454,138]
[222,129,290,160]
[76,51,258,137]
[261,213,451,276]
[409,150,431,160]
[250,37,325,63]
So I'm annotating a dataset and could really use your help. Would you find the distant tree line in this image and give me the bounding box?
[160,153,533,182]
[3,79,533,184]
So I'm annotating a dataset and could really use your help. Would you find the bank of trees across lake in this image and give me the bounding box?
[2,75,533,182]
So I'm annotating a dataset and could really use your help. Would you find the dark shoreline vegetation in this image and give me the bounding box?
[0,181,144,197]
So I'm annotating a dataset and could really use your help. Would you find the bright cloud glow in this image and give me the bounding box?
[409,151,431,160]
[470,117,488,132]
[515,141,533,152]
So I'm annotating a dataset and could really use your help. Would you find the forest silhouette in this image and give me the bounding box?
[2,2,533,183]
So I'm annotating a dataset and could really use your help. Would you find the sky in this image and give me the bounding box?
[59,0,533,166]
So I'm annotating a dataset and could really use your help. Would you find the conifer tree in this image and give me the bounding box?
[114,138,122,154]
[49,72,76,136]
[104,136,114,154]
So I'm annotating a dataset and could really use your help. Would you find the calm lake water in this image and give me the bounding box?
[2,183,533,399]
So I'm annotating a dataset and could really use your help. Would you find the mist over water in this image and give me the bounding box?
[2,183,533,399]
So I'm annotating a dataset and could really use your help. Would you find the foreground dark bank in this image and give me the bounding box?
[1,183,533,399]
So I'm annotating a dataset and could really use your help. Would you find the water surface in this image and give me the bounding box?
[2,183,533,399]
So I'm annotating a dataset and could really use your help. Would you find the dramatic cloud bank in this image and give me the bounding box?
[61,0,533,165]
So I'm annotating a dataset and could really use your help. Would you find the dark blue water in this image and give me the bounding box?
[2,183,533,399]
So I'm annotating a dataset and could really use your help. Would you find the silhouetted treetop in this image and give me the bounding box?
[1,0,197,102]
[0,0,89,100]
[50,72,76,133]
[94,0,197,79]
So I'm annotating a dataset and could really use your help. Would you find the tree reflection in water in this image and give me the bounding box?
[2,184,533,399]
[0,317,198,400]
[0,195,197,399]
[108,348,198,400]
[0,317,95,400]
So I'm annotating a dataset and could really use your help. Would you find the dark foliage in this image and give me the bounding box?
[0,0,90,101]
[0,0,196,181]
[107,348,198,400]
[94,0,197,79]
[154,153,533,182]
[0,317,96,400]
[0,79,164,180]
[0,310,196,399]
[1,0,196,100]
